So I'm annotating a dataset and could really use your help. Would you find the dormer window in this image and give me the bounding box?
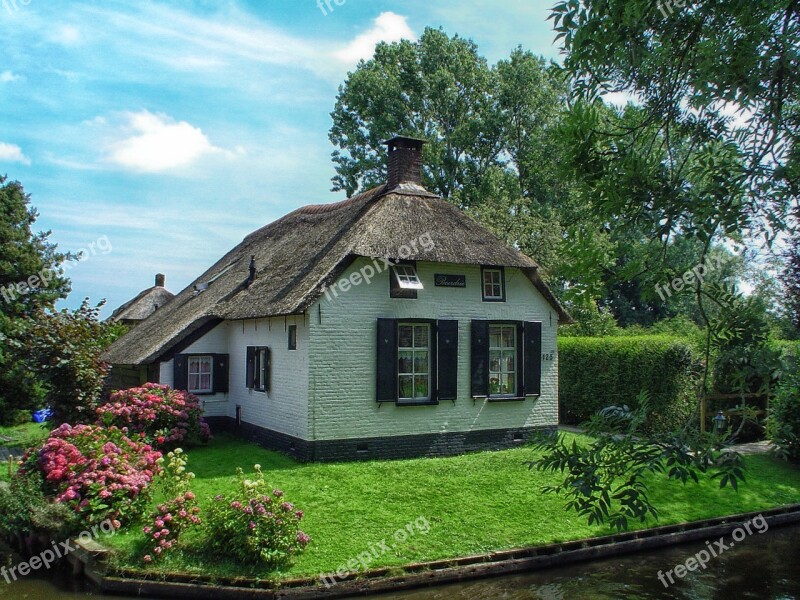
[393,264,423,289]
[482,267,505,302]
[390,262,422,299]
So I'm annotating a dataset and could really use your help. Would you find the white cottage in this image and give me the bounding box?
[103,137,571,461]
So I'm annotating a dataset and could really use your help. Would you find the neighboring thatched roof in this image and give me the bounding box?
[102,182,571,366]
[109,285,175,323]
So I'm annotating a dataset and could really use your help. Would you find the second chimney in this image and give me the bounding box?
[384,136,426,189]
[155,273,166,288]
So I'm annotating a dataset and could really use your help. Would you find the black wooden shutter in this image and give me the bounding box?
[246,347,255,389]
[437,320,458,401]
[173,354,188,391]
[516,322,525,397]
[213,354,229,393]
[523,321,543,396]
[264,347,272,393]
[470,320,489,397]
[376,318,397,402]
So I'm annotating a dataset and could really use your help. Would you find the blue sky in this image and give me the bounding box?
[0,0,560,317]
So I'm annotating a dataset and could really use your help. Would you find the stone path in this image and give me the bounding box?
[558,425,776,456]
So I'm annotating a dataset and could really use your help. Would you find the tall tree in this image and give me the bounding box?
[551,0,799,244]
[0,176,71,421]
[329,28,501,201]
[782,216,800,331]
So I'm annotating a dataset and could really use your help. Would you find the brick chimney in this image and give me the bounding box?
[384,136,426,189]
[155,273,166,287]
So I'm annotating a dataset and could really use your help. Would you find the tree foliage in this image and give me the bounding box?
[551,0,799,243]
[20,300,114,426]
[529,394,745,531]
[0,176,71,421]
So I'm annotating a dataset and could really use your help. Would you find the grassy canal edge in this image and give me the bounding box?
[85,433,800,585]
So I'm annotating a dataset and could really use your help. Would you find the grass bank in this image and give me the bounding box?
[0,422,48,450]
[102,433,800,581]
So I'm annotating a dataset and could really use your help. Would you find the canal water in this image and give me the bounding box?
[3,524,799,599]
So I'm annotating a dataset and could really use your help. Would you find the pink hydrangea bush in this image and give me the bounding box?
[142,491,201,563]
[142,449,201,563]
[20,424,162,527]
[96,383,212,450]
[205,465,310,569]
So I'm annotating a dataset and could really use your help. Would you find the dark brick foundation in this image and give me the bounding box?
[203,417,556,462]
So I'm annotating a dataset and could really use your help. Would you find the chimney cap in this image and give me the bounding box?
[383,136,427,151]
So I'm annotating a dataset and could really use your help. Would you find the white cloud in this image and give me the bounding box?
[49,25,83,46]
[104,111,230,173]
[0,70,19,83]
[334,12,415,64]
[0,142,31,165]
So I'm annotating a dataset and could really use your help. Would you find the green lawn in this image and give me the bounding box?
[0,422,49,450]
[103,433,800,582]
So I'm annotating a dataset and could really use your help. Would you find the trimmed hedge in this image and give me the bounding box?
[559,336,702,433]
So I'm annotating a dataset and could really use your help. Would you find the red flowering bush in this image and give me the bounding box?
[21,423,162,527]
[96,383,212,450]
[205,465,310,569]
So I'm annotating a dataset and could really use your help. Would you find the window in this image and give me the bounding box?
[470,321,542,400]
[376,319,456,404]
[489,325,516,396]
[390,263,422,299]
[246,346,271,393]
[393,264,423,289]
[288,325,297,350]
[173,354,228,395]
[397,323,430,402]
[188,355,213,394]
[482,267,505,302]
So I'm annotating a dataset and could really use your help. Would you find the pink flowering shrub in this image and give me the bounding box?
[142,491,201,563]
[142,449,201,563]
[96,383,212,450]
[21,424,162,528]
[205,465,310,569]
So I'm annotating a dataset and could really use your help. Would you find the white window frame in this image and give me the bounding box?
[488,324,516,397]
[482,268,504,301]
[392,264,424,290]
[397,323,431,403]
[188,355,214,394]
[254,348,269,392]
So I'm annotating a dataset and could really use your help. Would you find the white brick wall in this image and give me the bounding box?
[157,319,310,437]
[307,259,559,441]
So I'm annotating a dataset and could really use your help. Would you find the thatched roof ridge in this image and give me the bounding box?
[102,184,570,366]
[109,285,175,323]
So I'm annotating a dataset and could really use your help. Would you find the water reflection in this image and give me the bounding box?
[366,524,800,600]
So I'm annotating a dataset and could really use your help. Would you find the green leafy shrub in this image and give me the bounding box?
[204,465,310,569]
[0,470,79,538]
[559,336,701,433]
[769,368,800,463]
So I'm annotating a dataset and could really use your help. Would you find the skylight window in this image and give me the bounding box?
[392,264,423,290]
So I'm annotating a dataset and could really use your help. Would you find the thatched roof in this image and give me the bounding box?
[102,182,570,366]
[109,285,175,323]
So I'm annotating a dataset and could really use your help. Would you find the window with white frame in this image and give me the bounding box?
[488,324,516,396]
[482,267,505,301]
[188,355,213,394]
[397,323,430,402]
[254,348,269,392]
[392,264,423,290]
